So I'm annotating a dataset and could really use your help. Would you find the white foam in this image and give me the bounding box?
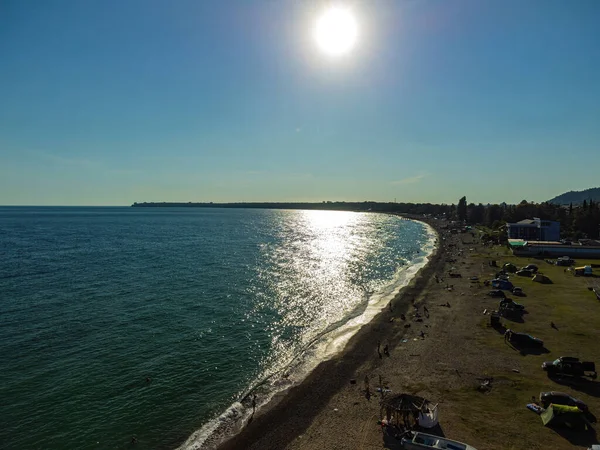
[177,219,438,450]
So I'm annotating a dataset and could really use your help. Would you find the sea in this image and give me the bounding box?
[0,207,435,450]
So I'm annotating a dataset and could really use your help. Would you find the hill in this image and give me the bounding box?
[547,187,600,205]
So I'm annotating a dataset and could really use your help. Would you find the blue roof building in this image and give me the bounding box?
[506,218,560,242]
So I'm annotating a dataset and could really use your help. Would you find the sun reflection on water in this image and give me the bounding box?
[246,210,427,385]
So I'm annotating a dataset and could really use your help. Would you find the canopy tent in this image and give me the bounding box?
[380,394,439,429]
[541,404,592,430]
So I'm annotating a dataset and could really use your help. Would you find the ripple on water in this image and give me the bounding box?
[0,207,433,450]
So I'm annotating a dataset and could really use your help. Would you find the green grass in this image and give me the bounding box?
[441,247,600,449]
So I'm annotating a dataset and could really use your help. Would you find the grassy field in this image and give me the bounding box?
[447,245,600,449]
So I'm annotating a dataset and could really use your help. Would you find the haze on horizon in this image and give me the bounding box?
[1,0,599,206]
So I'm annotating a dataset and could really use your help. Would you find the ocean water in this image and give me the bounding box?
[0,207,434,450]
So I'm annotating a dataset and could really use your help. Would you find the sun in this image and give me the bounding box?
[314,6,358,57]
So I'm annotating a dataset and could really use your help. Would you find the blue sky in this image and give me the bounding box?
[1,0,599,205]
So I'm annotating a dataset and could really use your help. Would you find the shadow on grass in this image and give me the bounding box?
[502,314,525,324]
[549,425,598,447]
[491,323,507,334]
[518,346,550,356]
[549,376,600,398]
[505,341,550,356]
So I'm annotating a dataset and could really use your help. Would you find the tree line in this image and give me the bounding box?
[132,199,599,239]
[455,196,600,239]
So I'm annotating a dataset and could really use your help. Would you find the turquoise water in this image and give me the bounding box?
[0,207,432,450]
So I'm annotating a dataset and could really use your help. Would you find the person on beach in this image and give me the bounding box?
[252,394,257,413]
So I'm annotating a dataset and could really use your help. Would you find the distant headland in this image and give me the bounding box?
[130,201,437,214]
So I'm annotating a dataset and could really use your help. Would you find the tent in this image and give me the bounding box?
[540,404,592,430]
[492,279,514,290]
[503,263,517,273]
[532,274,550,283]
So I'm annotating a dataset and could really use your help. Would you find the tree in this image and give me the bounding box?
[457,196,467,222]
[468,203,485,225]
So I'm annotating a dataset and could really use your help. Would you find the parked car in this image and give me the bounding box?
[540,391,588,411]
[488,290,506,298]
[556,257,575,266]
[499,298,524,310]
[499,299,524,318]
[504,330,544,348]
[512,287,524,296]
[542,357,597,379]
[516,269,532,277]
[524,264,539,273]
[575,266,593,276]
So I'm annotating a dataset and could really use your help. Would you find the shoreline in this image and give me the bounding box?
[214,218,444,450]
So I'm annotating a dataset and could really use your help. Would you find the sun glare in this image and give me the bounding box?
[314,6,358,56]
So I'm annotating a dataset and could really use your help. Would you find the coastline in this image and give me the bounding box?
[213,217,444,450]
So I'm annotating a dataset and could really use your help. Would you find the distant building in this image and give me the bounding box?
[506,218,560,241]
[508,239,600,259]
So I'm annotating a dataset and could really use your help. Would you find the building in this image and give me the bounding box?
[506,218,560,241]
[508,239,600,259]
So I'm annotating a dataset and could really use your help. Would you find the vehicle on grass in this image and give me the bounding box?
[524,264,539,273]
[512,287,524,296]
[504,329,544,348]
[556,257,575,266]
[500,297,525,311]
[499,304,523,319]
[575,266,593,276]
[542,357,597,379]
[516,269,532,277]
[539,391,588,412]
[401,431,477,450]
[488,290,506,298]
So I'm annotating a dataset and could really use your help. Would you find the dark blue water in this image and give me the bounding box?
[0,207,432,450]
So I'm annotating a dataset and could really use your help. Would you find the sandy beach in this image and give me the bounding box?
[217,218,600,450]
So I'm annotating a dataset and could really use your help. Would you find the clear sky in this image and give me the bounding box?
[1,0,599,206]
